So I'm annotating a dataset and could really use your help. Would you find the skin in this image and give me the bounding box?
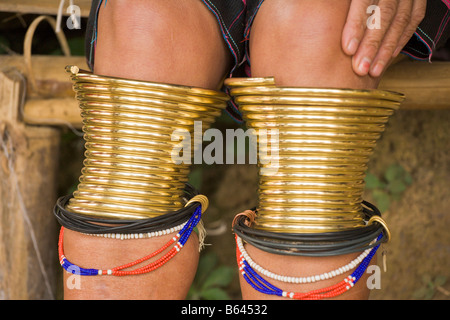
[62,0,425,300]
[342,0,427,77]
[63,0,229,300]
[240,0,425,300]
[243,0,376,299]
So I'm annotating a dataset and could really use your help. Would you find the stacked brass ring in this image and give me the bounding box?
[226,77,404,233]
[65,66,228,220]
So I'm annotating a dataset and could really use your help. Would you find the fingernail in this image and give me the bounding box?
[347,38,359,55]
[370,61,385,77]
[358,57,372,74]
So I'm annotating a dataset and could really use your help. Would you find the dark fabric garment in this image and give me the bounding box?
[402,0,450,61]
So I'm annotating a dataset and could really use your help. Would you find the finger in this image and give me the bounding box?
[369,0,414,77]
[392,0,427,57]
[342,0,374,56]
[352,0,399,76]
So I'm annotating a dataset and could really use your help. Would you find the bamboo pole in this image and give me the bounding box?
[0,55,87,129]
[379,60,450,110]
[0,55,88,99]
[23,98,82,128]
[1,56,449,129]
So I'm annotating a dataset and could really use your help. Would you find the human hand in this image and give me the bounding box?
[342,0,427,77]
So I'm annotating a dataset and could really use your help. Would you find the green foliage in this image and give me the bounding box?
[187,252,235,300]
[413,274,448,300]
[364,164,412,212]
[50,35,85,56]
[188,166,203,190]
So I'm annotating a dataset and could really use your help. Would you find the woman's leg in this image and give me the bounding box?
[241,0,384,300]
[63,0,230,300]
[249,0,380,88]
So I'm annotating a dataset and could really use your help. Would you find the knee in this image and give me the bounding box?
[249,0,377,88]
[252,0,349,50]
[94,0,230,88]
[98,1,196,55]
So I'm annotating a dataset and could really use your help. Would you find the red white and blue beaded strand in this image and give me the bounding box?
[235,234,381,300]
[59,204,202,276]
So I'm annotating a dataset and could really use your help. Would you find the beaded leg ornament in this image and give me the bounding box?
[225,77,400,299]
[55,67,223,276]
[236,234,381,300]
[59,204,203,276]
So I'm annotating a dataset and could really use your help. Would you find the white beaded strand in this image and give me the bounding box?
[236,236,371,284]
[82,222,187,240]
